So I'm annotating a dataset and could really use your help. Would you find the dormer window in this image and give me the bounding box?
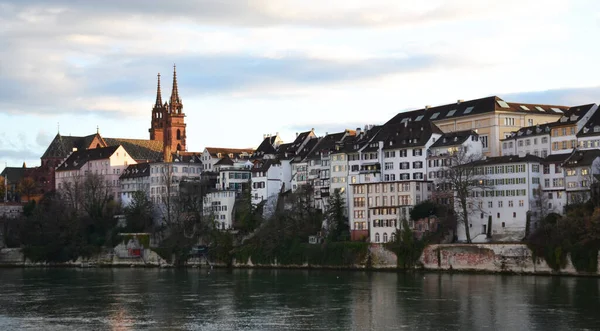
[447,109,456,117]
[594,126,600,133]
[464,106,474,114]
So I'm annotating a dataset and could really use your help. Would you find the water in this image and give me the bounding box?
[0,269,599,330]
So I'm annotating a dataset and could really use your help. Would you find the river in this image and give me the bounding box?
[0,268,598,330]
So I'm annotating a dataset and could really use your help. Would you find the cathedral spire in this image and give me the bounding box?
[170,64,180,104]
[155,73,163,107]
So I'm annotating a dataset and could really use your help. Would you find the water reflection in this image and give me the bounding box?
[0,269,598,330]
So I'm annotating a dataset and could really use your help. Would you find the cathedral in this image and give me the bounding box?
[25,65,190,196]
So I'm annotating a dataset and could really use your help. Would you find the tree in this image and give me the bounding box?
[234,182,262,234]
[17,177,36,202]
[529,184,556,229]
[435,147,492,243]
[0,176,5,202]
[325,188,349,242]
[124,191,154,233]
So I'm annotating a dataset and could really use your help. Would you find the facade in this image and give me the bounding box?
[148,160,203,205]
[55,145,137,202]
[203,190,236,230]
[457,155,544,242]
[120,163,151,206]
[201,147,253,172]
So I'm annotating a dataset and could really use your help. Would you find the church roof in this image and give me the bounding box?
[104,138,163,162]
[41,133,100,159]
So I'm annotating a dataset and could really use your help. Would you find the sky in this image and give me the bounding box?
[2,0,600,169]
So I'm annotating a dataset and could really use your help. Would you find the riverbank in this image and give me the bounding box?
[2,243,600,276]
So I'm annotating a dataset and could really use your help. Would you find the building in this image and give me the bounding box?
[427,130,483,206]
[0,165,26,202]
[201,147,253,172]
[119,163,151,206]
[55,145,137,203]
[562,149,600,204]
[203,190,236,230]
[384,96,568,157]
[457,155,544,242]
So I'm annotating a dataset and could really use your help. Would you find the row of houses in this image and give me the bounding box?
[5,95,600,243]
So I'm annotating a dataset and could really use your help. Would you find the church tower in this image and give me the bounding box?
[149,73,166,142]
[163,65,187,161]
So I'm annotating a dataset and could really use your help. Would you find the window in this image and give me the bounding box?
[375,233,380,242]
[384,162,394,170]
[480,135,489,149]
[528,119,534,126]
[504,118,515,126]
[498,201,503,208]
[413,149,423,156]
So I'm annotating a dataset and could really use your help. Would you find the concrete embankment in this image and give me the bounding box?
[1,244,599,276]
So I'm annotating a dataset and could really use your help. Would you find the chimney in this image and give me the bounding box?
[356,127,362,136]
[263,134,266,139]
[457,99,464,104]
[296,132,299,137]
[425,105,431,110]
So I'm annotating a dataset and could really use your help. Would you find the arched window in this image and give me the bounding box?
[177,129,181,140]
[96,143,101,148]
[391,232,396,242]
[177,144,182,151]
[383,233,388,243]
[375,233,380,242]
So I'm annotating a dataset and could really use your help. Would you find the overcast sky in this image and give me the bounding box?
[2,0,600,168]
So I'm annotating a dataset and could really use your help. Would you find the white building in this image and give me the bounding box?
[502,124,552,158]
[201,147,253,172]
[55,145,136,203]
[148,159,203,205]
[457,155,544,242]
[119,163,151,206]
[427,130,483,206]
[203,190,236,230]
[250,159,291,204]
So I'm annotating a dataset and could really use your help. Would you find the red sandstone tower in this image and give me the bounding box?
[149,65,187,162]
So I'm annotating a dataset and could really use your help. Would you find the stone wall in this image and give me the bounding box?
[420,243,600,275]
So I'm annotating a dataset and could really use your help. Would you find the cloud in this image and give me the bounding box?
[0,0,557,28]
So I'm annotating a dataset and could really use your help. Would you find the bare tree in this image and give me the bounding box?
[59,173,113,219]
[530,184,556,223]
[17,177,37,202]
[435,147,493,243]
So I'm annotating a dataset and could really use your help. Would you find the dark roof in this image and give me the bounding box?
[362,121,442,152]
[543,153,571,164]
[385,96,567,126]
[41,133,100,159]
[120,163,150,180]
[251,136,278,159]
[430,130,477,149]
[56,146,120,171]
[288,130,315,154]
[291,137,320,163]
[0,167,26,183]
[306,131,349,160]
[275,143,295,160]
[205,147,254,159]
[251,159,280,173]
[563,149,600,168]
[104,138,163,161]
[332,125,383,154]
[470,154,544,166]
[214,155,234,166]
[503,123,553,141]
[172,152,202,163]
[577,104,600,137]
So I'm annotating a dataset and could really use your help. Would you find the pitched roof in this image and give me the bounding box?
[503,123,553,141]
[41,133,100,159]
[430,130,478,148]
[104,138,163,161]
[469,154,544,166]
[543,153,571,164]
[0,167,26,182]
[306,131,348,160]
[578,104,600,137]
[56,146,120,171]
[205,147,254,158]
[251,136,278,159]
[563,149,600,168]
[291,137,320,163]
[120,163,150,180]
[214,155,235,166]
[251,159,281,173]
[172,152,202,163]
[385,96,567,126]
[332,125,383,154]
[363,121,442,152]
